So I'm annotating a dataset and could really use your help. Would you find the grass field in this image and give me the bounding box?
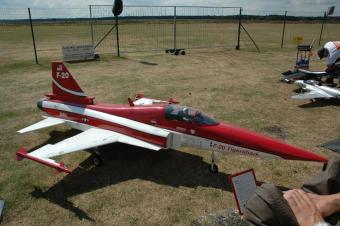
[0,21,340,225]
[1,20,340,61]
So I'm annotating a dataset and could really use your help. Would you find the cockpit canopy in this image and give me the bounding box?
[165,105,219,125]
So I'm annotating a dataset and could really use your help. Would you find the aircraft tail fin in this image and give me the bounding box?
[49,62,94,105]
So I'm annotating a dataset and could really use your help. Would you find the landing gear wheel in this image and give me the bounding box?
[209,164,218,174]
[181,50,186,55]
[92,154,102,167]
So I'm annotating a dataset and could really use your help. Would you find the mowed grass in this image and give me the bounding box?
[0,21,340,225]
[1,20,340,61]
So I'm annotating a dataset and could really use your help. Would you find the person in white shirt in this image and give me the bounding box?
[317,41,340,84]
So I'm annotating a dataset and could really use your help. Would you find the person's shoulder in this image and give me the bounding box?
[324,41,334,49]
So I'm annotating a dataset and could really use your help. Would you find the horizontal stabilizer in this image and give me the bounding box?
[18,117,65,133]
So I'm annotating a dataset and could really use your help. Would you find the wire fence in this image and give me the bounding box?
[1,6,340,64]
[241,9,340,50]
[90,5,241,54]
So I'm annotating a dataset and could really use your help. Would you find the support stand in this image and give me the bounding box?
[318,12,327,46]
[94,18,120,57]
[115,15,120,57]
[165,6,185,56]
[94,0,122,58]
[281,11,287,48]
[28,8,38,64]
[241,24,260,53]
[236,8,242,50]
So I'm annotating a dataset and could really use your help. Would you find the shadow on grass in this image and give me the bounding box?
[29,130,234,221]
[139,61,158,66]
[298,99,340,108]
[28,130,80,151]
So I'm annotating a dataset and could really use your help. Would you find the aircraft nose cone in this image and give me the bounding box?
[294,80,305,87]
[37,99,44,110]
[207,123,328,163]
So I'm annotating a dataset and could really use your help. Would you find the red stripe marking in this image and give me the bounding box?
[16,148,71,173]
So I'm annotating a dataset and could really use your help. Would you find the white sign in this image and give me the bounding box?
[229,169,257,215]
[62,45,95,62]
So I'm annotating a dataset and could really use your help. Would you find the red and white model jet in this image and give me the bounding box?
[16,62,328,174]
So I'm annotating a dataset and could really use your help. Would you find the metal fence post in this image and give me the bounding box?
[236,7,242,50]
[89,5,94,47]
[115,15,120,57]
[173,6,177,51]
[281,11,287,48]
[28,8,38,64]
[318,12,326,46]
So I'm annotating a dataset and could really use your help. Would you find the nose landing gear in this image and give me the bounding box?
[209,149,219,174]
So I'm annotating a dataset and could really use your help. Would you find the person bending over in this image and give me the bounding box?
[317,41,340,84]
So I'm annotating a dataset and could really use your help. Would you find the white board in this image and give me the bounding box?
[229,169,257,215]
[62,45,95,62]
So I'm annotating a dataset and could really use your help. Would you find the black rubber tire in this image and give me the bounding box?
[209,164,218,174]
[181,50,186,55]
[92,154,102,167]
[174,51,179,56]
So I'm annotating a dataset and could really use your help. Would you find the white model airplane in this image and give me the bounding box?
[292,80,340,100]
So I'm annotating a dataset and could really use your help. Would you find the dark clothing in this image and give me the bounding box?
[244,184,299,226]
[244,157,340,226]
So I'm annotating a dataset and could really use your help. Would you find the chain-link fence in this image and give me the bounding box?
[90,5,241,54]
[1,6,340,64]
[0,8,32,64]
[240,9,340,51]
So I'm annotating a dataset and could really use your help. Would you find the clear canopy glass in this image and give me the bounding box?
[165,105,219,125]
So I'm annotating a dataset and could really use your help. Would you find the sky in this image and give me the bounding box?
[1,0,340,18]
[1,0,339,12]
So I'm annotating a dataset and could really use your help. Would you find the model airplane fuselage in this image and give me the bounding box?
[281,69,328,83]
[16,62,328,174]
[293,80,340,100]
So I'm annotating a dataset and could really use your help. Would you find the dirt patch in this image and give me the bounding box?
[263,125,286,140]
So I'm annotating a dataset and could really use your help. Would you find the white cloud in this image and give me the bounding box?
[1,0,339,15]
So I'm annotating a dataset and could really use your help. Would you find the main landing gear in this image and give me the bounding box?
[209,149,218,174]
[91,149,103,167]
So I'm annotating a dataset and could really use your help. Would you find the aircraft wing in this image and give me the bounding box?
[18,116,65,133]
[16,127,162,173]
[297,69,328,75]
[292,90,333,99]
